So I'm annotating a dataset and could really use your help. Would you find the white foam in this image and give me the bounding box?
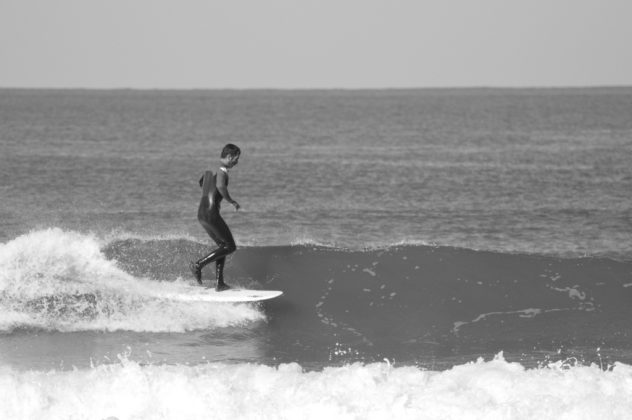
[0,229,264,332]
[100,229,200,246]
[452,308,572,334]
[2,354,632,420]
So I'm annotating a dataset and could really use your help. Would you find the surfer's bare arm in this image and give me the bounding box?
[216,170,240,211]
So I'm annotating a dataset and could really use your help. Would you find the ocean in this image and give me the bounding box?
[1,88,632,419]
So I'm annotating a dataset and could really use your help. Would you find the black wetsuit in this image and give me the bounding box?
[193,170,236,287]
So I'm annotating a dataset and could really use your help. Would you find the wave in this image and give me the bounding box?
[2,228,632,367]
[0,229,263,333]
[2,354,632,420]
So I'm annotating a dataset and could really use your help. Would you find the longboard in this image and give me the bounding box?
[158,289,283,303]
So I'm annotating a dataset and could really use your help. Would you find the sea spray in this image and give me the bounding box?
[2,354,632,420]
[0,229,264,332]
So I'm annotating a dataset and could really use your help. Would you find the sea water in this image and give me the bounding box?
[1,88,632,419]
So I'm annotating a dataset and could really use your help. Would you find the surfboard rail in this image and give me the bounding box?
[156,289,283,303]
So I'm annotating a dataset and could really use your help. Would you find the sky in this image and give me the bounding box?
[1,0,631,89]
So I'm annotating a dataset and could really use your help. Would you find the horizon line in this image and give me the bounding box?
[2,84,632,92]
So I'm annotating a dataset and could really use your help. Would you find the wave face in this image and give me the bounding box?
[2,229,632,368]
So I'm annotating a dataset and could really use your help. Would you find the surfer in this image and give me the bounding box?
[190,143,241,291]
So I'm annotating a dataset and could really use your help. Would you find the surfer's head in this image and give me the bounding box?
[221,143,241,168]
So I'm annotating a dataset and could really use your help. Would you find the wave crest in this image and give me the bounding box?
[0,229,263,333]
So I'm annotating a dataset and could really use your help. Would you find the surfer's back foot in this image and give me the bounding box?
[216,282,231,292]
[189,261,202,285]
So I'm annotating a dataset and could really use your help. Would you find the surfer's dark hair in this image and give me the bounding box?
[221,144,241,158]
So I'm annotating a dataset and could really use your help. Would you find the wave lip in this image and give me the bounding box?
[0,228,263,333]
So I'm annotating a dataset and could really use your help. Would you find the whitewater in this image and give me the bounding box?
[4,355,632,420]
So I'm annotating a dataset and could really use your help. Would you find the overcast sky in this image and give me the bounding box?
[1,0,631,89]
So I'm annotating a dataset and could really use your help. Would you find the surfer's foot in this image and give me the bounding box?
[189,261,202,285]
[216,282,231,292]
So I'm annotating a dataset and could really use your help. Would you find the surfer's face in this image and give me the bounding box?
[225,154,240,168]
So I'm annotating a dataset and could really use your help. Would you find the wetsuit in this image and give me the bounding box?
[191,169,236,289]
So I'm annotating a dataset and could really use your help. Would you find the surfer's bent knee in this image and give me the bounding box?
[224,242,236,254]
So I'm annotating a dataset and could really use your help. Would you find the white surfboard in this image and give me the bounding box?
[158,289,283,303]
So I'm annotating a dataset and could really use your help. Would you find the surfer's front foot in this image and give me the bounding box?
[189,261,202,285]
[216,282,231,292]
